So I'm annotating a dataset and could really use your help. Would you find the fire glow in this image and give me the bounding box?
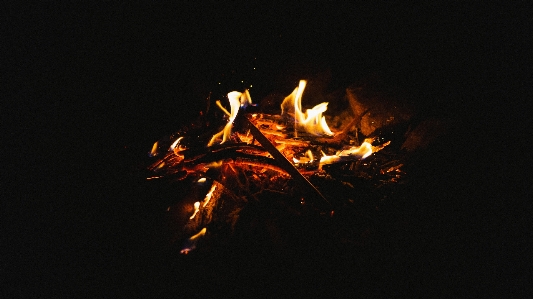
[147,76,409,257]
[203,184,217,207]
[281,80,334,136]
[319,139,390,165]
[208,90,252,146]
[189,201,200,219]
[149,79,390,180]
[180,227,207,255]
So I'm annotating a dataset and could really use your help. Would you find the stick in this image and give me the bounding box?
[240,113,332,210]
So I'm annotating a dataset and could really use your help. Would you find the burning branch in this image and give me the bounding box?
[145,77,415,256]
[239,113,332,210]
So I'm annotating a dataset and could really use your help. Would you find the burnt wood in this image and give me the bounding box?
[239,113,332,210]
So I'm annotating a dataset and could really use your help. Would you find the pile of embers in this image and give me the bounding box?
[142,79,446,254]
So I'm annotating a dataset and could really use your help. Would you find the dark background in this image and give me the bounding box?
[3,2,530,297]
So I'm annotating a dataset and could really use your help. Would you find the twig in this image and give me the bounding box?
[240,113,332,210]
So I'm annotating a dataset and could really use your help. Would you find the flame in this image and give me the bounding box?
[209,90,252,146]
[203,184,217,207]
[189,227,207,240]
[240,89,252,107]
[149,141,159,157]
[170,137,187,159]
[215,100,231,116]
[293,149,314,164]
[202,160,224,169]
[338,141,374,159]
[318,154,340,165]
[189,201,200,219]
[180,227,207,254]
[170,136,184,151]
[320,139,391,165]
[281,80,333,136]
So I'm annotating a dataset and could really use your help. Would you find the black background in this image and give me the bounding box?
[3,2,530,297]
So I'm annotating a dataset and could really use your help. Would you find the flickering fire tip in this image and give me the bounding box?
[239,113,332,210]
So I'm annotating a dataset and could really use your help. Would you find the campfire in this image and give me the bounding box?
[143,77,434,254]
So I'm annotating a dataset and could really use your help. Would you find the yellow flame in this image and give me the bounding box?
[293,149,314,164]
[203,184,217,207]
[149,141,159,157]
[240,89,252,107]
[337,141,374,159]
[320,140,390,165]
[319,154,340,165]
[281,80,333,136]
[203,160,224,169]
[209,90,252,146]
[215,100,231,116]
[189,227,207,241]
[189,201,200,219]
[307,150,314,162]
[180,227,207,254]
[170,137,184,151]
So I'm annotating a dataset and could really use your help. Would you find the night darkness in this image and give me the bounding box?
[3,3,530,298]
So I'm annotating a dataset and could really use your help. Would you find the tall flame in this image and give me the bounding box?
[189,201,201,219]
[149,141,159,157]
[281,80,333,136]
[203,184,217,207]
[208,90,252,146]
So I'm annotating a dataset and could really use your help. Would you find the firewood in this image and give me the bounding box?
[346,84,412,136]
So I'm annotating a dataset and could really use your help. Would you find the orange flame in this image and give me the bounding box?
[293,149,314,164]
[281,80,333,136]
[189,201,200,219]
[338,141,374,159]
[180,227,207,254]
[320,139,391,165]
[149,141,159,157]
[209,90,252,146]
[203,184,217,207]
[189,227,207,240]
[170,137,184,151]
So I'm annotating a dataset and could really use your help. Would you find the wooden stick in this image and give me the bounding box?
[240,113,332,210]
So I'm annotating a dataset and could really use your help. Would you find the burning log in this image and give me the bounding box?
[145,78,420,255]
[239,113,332,210]
[165,179,246,253]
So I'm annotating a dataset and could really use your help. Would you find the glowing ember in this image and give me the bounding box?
[281,80,334,136]
[147,76,408,256]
